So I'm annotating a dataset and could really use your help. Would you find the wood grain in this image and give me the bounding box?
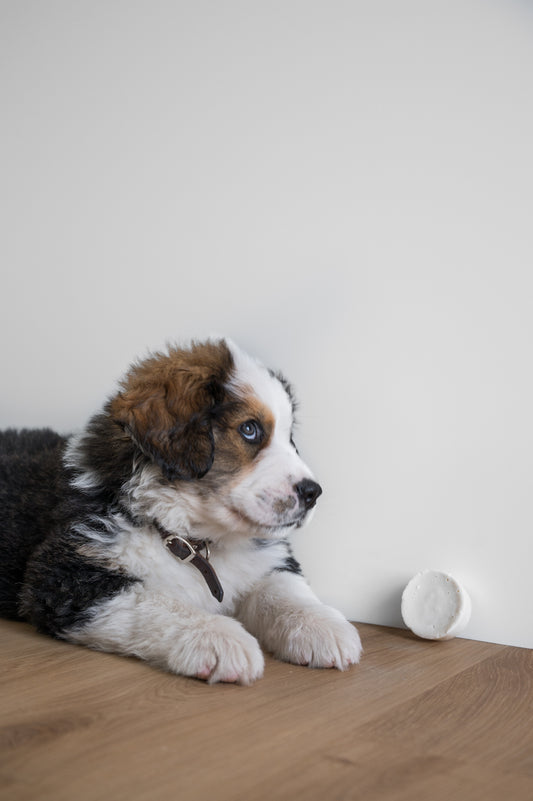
[1,620,531,801]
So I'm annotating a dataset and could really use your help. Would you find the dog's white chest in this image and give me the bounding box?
[103,521,287,615]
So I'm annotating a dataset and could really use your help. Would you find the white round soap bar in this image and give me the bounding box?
[401,570,471,641]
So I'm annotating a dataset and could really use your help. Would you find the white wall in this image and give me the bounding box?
[2,0,532,648]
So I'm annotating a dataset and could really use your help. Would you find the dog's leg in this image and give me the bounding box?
[65,586,265,685]
[237,571,362,669]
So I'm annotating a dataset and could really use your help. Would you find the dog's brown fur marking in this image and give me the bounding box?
[109,340,234,480]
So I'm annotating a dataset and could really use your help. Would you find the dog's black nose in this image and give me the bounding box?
[295,479,323,511]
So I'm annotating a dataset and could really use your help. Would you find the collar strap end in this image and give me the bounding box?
[163,533,224,603]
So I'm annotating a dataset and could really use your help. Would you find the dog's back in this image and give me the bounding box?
[0,429,67,619]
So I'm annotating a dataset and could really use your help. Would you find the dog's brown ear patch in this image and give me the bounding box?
[110,340,234,480]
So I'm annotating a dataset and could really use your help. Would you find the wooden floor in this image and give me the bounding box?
[1,620,532,801]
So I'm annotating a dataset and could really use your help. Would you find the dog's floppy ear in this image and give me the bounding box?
[110,341,232,480]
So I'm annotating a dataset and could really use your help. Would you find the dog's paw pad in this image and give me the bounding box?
[196,666,212,680]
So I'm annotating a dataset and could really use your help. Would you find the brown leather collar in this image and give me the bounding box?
[154,522,224,603]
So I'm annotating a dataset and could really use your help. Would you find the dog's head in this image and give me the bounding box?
[109,339,321,537]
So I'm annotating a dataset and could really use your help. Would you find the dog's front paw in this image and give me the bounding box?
[271,605,362,670]
[169,615,265,685]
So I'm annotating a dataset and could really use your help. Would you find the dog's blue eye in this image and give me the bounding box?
[239,420,263,443]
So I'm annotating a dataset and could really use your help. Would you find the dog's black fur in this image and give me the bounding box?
[0,428,135,633]
[0,429,67,620]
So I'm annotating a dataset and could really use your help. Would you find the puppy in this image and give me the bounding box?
[0,339,361,684]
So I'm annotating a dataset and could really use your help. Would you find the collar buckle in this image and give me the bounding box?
[164,534,197,563]
[155,521,224,603]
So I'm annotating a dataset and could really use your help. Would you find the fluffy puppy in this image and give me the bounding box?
[0,339,361,684]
